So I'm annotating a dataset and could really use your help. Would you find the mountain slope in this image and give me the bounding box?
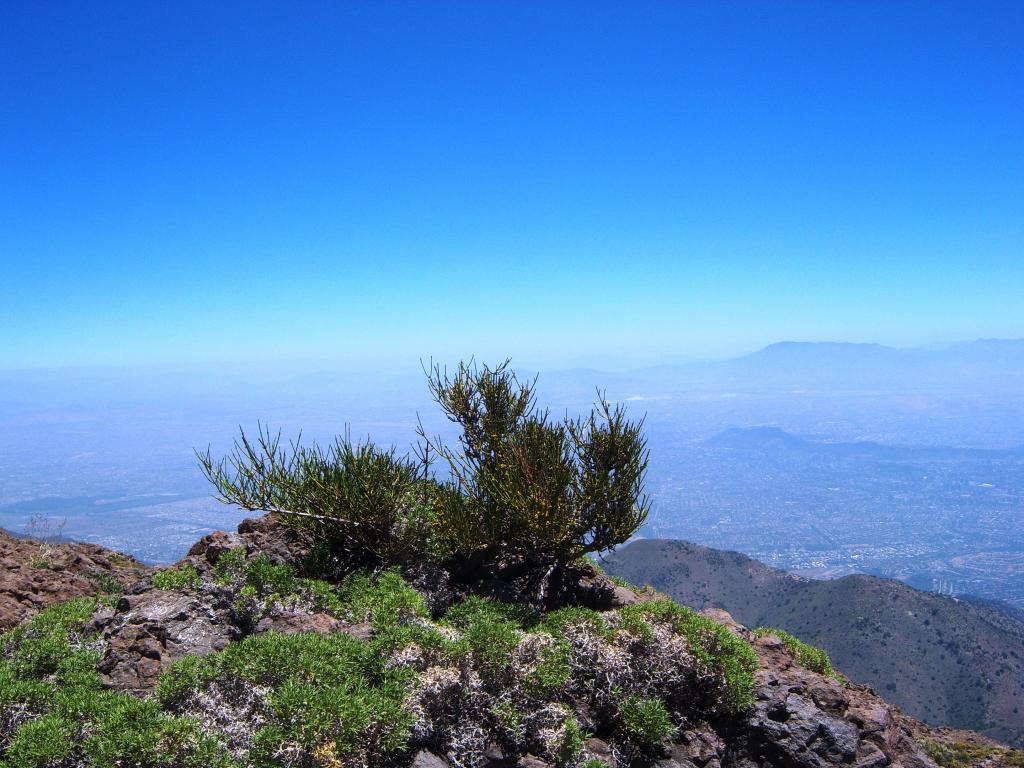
[603,539,1024,747]
[3,517,1024,766]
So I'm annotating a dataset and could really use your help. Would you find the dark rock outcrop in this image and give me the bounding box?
[95,589,235,693]
[604,539,1024,747]
[185,514,315,573]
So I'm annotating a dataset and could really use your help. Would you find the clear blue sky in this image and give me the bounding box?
[2,2,1022,370]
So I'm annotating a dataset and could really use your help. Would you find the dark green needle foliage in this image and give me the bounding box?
[423,359,651,563]
[198,359,650,569]
[198,427,430,564]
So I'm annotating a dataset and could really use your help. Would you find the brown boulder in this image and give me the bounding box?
[0,528,150,630]
[181,513,315,575]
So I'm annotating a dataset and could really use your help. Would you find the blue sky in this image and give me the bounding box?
[2,1,1022,370]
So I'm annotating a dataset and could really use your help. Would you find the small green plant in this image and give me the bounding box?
[526,639,572,695]
[540,605,609,639]
[1,599,230,768]
[441,595,523,673]
[618,600,759,712]
[152,564,201,590]
[921,739,1024,768]
[618,695,674,745]
[243,554,298,596]
[160,631,413,764]
[338,569,428,629]
[554,713,586,766]
[491,700,524,733]
[753,627,837,678]
[212,546,249,583]
[4,713,75,767]
[88,569,124,595]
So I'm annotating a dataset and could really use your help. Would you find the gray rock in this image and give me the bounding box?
[410,750,452,768]
[96,589,234,693]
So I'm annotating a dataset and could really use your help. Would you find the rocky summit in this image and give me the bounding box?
[0,527,150,632]
[1,517,1022,768]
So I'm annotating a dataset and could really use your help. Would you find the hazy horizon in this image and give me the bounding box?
[3,335,1024,377]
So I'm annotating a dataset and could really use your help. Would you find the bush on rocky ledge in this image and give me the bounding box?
[198,360,650,573]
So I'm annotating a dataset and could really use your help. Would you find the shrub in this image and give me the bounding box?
[754,627,837,678]
[198,360,650,570]
[554,712,586,766]
[212,546,249,584]
[540,605,609,639]
[618,695,674,744]
[526,639,572,695]
[337,569,429,628]
[160,631,413,765]
[87,569,124,595]
[491,700,524,733]
[4,713,74,768]
[152,564,201,590]
[619,600,758,712]
[198,427,431,564]
[441,596,524,673]
[243,554,298,595]
[1,599,231,768]
[423,360,650,564]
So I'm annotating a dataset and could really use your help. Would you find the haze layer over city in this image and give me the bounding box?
[3,339,1024,610]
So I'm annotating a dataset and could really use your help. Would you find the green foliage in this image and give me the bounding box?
[210,549,348,622]
[619,600,759,712]
[243,554,299,595]
[212,546,249,584]
[87,569,124,595]
[199,360,650,569]
[4,714,74,768]
[526,639,572,696]
[921,739,1024,768]
[554,713,586,767]
[423,360,650,563]
[337,569,428,628]
[198,427,431,563]
[618,696,674,744]
[540,605,609,639]
[152,564,201,590]
[160,631,413,764]
[491,700,524,732]
[753,627,838,678]
[441,595,524,673]
[1,599,231,768]
[2,598,97,680]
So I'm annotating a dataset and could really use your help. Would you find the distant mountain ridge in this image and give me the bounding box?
[623,338,1024,394]
[704,425,1024,458]
[603,539,1024,747]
